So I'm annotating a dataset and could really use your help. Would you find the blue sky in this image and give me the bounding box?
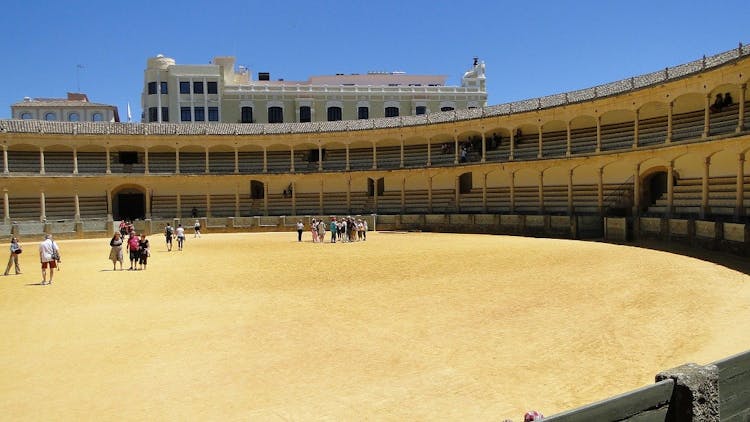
[0,1,747,120]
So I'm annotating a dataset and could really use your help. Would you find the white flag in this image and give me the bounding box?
[127,102,132,122]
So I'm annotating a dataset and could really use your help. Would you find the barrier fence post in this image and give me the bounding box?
[656,363,719,421]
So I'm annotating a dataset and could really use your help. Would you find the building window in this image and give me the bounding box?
[180,81,190,94]
[385,107,399,117]
[162,107,169,122]
[208,107,219,121]
[92,112,103,121]
[440,106,454,112]
[327,106,342,121]
[181,107,192,122]
[194,107,205,121]
[299,106,311,123]
[148,107,158,122]
[207,81,218,94]
[44,112,57,121]
[415,106,427,115]
[268,106,283,123]
[160,82,168,94]
[241,106,253,123]
[20,112,32,120]
[68,112,80,122]
[148,82,157,95]
[193,81,204,94]
[358,107,369,119]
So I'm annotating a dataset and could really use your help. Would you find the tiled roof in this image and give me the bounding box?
[1,44,747,136]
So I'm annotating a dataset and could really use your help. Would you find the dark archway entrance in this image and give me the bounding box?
[641,171,668,212]
[113,186,146,220]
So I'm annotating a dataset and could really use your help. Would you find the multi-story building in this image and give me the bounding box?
[141,55,486,123]
[11,92,120,122]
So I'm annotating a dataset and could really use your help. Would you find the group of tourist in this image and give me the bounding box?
[710,92,735,112]
[3,234,60,285]
[297,217,368,243]
[109,231,149,271]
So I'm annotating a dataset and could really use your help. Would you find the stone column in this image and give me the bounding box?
[736,153,746,219]
[263,148,268,173]
[400,177,406,214]
[633,108,640,149]
[482,172,488,213]
[538,171,544,213]
[345,144,350,171]
[144,190,151,219]
[509,130,515,161]
[2,145,8,174]
[537,129,543,159]
[319,177,324,215]
[737,83,747,133]
[263,182,269,216]
[3,188,10,224]
[596,115,602,152]
[703,93,711,138]
[453,134,459,164]
[174,148,180,174]
[509,172,516,214]
[428,177,433,214]
[347,178,352,213]
[701,157,711,219]
[291,181,297,216]
[597,167,604,215]
[206,193,211,218]
[481,132,486,163]
[105,147,111,174]
[290,146,295,173]
[455,175,460,212]
[372,142,377,170]
[633,163,641,216]
[39,148,46,175]
[176,194,182,218]
[567,169,574,215]
[399,137,405,168]
[233,147,239,174]
[234,185,240,218]
[204,147,210,173]
[667,162,675,216]
[566,121,572,157]
[106,189,113,220]
[666,101,674,143]
[40,191,46,222]
[426,140,432,166]
[74,192,80,221]
[318,144,323,171]
[655,363,719,421]
[144,148,149,174]
[73,147,79,174]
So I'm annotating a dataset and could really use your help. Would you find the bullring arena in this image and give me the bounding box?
[2,44,750,420]
[0,231,748,420]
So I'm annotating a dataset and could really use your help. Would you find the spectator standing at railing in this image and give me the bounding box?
[710,93,725,112]
[723,92,734,107]
[4,236,22,276]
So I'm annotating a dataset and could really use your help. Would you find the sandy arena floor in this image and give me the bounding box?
[1,230,749,421]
